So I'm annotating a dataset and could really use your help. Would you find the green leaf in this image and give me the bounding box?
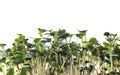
[76,30,87,39]
[0,57,6,63]
[15,34,25,42]
[76,34,83,38]
[7,68,14,75]
[20,67,27,75]
[104,32,110,37]
[86,43,93,49]
[79,30,87,36]
[49,31,56,36]
[0,43,6,47]
[58,29,66,34]
[52,62,59,68]
[59,33,70,39]
[106,37,114,42]
[89,37,98,44]
[38,28,46,36]
[34,38,41,43]
[103,42,109,47]
[13,54,24,64]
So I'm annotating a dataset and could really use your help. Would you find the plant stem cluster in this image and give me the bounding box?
[0,29,120,75]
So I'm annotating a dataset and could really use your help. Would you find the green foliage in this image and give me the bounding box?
[0,43,6,47]
[89,37,98,44]
[0,28,120,75]
[104,32,110,37]
[20,67,27,75]
[0,67,3,72]
[12,54,24,65]
[38,28,46,36]
[7,68,14,75]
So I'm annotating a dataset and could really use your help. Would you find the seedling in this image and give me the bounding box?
[0,29,119,75]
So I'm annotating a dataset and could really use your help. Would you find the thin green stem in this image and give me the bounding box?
[109,41,113,72]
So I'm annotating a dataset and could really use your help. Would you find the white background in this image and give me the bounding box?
[0,0,120,48]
